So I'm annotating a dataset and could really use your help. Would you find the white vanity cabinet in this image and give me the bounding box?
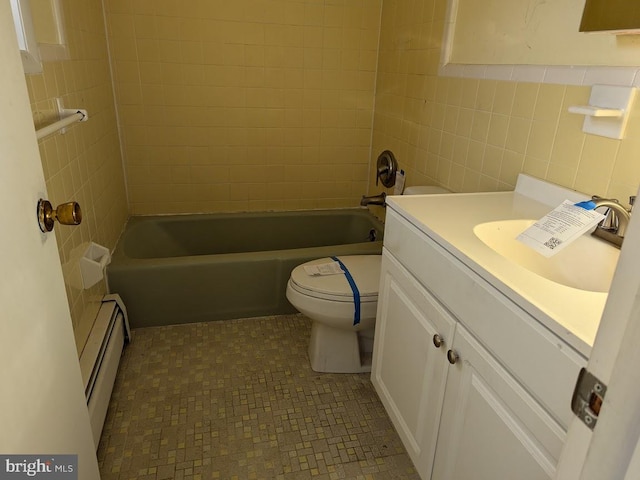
[372,206,587,480]
[372,251,455,475]
[430,323,564,480]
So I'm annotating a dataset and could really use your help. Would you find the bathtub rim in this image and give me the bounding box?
[110,207,385,265]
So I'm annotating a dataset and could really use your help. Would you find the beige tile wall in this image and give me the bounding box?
[370,0,640,207]
[104,0,382,214]
[23,0,640,350]
[26,0,128,354]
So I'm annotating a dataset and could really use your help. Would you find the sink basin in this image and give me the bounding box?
[473,220,620,292]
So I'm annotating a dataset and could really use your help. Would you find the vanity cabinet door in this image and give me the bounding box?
[432,324,565,480]
[372,250,456,479]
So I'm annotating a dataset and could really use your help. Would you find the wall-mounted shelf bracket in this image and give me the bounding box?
[568,84,636,139]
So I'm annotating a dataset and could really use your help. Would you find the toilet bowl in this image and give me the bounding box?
[287,185,451,374]
[286,255,381,373]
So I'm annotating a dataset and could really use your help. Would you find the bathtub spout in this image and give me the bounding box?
[360,192,386,207]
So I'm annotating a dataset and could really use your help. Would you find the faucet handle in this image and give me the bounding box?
[375,150,398,188]
[591,196,620,231]
[599,209,618,231]
[630,196,636,212]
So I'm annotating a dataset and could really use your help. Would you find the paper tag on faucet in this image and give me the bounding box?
[516,200,605,257]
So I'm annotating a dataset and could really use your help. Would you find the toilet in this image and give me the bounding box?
[286,185,451,373]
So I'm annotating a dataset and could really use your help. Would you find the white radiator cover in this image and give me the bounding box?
[79,294,131,449]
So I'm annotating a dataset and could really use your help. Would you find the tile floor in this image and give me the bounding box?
[97,314,420,480]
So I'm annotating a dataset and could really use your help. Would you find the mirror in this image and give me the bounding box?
[443,0,640,68]
[580,0,640,33]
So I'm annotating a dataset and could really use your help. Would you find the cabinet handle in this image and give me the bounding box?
[433,334,444,348]
[447,349,459,365]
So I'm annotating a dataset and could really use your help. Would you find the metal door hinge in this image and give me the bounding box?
[571,368,607,430]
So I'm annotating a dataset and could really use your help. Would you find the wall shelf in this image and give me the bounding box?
[568,84,637,139]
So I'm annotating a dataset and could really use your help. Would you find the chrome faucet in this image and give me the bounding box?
[360,192,386,207]
[591,196,633,248]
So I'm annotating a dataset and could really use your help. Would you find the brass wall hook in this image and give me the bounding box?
[37,199,82,232]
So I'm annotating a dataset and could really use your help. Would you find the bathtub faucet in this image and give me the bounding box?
[360,192,386,207]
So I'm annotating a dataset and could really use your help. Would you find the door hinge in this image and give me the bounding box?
[571,368,607,430]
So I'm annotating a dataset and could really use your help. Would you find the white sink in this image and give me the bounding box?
[473,219,620,293]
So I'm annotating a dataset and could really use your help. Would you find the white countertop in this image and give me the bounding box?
[386,176,612,357]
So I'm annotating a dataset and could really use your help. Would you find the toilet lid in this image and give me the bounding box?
[289,255,381,302]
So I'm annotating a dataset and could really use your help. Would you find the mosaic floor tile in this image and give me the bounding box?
[97,315,420,479]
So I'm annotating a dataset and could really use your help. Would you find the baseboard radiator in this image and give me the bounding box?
[79,294,131,449]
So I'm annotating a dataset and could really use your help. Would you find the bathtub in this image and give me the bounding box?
[107,209,384,328]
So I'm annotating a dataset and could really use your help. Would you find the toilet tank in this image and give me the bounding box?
[403,186,451,195]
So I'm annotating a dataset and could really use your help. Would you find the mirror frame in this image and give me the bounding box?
[440,0,640,88]
[9,0,42,74]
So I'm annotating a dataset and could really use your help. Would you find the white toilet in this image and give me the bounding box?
[286,185,451,373]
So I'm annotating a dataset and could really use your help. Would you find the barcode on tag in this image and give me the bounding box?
[543,237,563,250]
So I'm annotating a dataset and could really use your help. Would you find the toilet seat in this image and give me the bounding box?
[289,256,380,303]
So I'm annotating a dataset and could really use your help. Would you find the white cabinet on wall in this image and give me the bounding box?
[372,197,589,480]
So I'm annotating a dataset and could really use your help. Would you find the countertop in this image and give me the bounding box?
[386,175,612,357]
